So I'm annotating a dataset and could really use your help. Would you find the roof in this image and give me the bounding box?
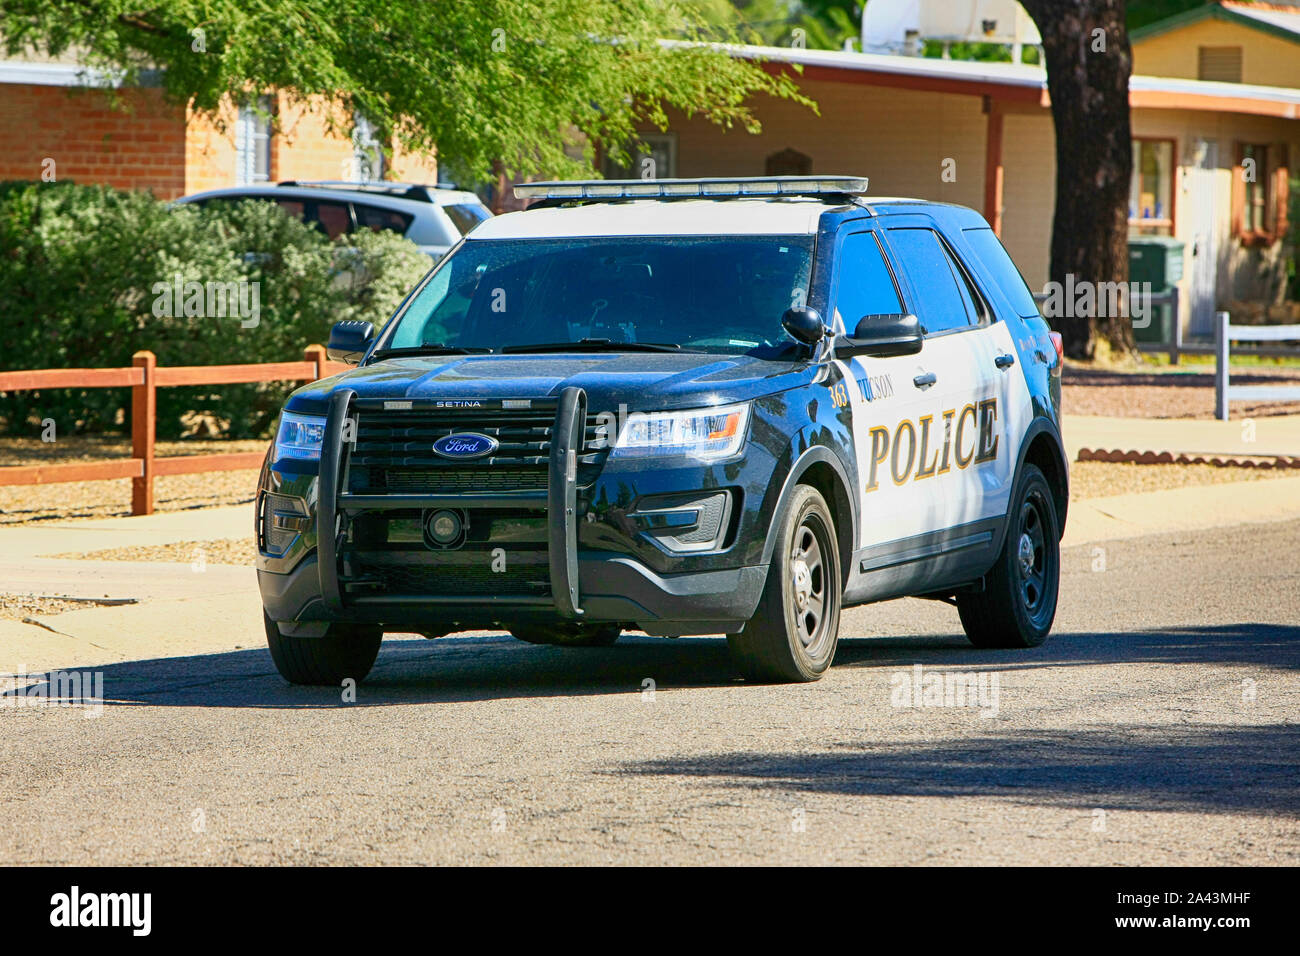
[1131,2,1300,44]
[731,41,1300,119]
[469,198,838,239]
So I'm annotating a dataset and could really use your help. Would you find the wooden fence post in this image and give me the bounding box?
[131,350,157,515]
[304,344,327,380]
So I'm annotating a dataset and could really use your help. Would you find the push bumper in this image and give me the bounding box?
[264,385,765,635]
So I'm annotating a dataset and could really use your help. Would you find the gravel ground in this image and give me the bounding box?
[0,594,130,621]
[1068,460,1285,500]
[49,537,256,567]
[1063,363,1300,419]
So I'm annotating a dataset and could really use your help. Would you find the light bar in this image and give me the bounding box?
[515,176,869,202]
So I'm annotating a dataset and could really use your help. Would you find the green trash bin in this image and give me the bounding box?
[1128,237,1184,344]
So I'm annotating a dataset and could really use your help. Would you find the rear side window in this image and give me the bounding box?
[312,201,352,240]
[885,228,975,334]
[355,203,414,235]
[963,227,1041,318]
[833,232,903,330]
[443,202,491,236]
[276,199,306,221]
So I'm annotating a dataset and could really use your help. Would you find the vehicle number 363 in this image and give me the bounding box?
[830,382,849,408]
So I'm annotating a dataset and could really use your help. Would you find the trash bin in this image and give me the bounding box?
[1128,237,1184,344]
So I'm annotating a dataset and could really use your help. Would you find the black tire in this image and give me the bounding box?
[727,484,842,682]
[510,621,622,647]
[264,612,383,685]
[958,463,1060,649]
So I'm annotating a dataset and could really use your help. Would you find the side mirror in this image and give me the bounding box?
[836,313,923,358]
[781,306,826,345]
[327,320,375,365]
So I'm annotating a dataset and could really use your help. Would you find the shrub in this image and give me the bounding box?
[0,181,430,440]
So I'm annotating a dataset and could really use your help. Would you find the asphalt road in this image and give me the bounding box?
[3,519,1298,865]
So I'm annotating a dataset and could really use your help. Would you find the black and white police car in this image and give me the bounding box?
[256,176,1067,684]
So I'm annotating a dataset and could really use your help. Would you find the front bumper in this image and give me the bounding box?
[257,386,767,636]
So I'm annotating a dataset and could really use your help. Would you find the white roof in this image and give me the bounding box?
[1223,1,1300,39]
[468,198,832,239]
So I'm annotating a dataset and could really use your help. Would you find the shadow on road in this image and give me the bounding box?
[9,621,1298,711]
[616,723,1300,817]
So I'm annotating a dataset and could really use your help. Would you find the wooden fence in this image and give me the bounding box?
[0,346,346,515]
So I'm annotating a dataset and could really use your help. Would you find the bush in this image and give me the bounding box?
[0,181,430,440]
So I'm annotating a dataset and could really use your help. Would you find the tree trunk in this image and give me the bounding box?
[1020,0,1136,361]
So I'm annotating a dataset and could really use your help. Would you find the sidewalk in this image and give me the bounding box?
[1063,413,1300,463]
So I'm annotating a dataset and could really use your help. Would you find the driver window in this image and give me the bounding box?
[834,232,903,332]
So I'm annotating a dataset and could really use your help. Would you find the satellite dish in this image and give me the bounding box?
[861,0,1040,55]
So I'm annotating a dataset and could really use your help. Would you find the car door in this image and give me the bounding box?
[881,219,1013,538]
[828,227,938,549]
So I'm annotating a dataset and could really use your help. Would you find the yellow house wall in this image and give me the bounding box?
[1133,18,1300,87]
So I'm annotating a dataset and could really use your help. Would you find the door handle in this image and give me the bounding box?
[994,353,1016,369]
[912,371,937,388]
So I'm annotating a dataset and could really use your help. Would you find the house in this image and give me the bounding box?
[634,40,1299,335]
[0,52,438,199]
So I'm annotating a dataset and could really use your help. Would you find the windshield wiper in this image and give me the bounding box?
[372,344,493,358]
[501,338,682,354]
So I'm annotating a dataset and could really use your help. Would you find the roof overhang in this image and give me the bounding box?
[735,42,1300,120]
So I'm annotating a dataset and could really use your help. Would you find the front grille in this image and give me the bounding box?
[374,468,548,493]
[346,402,609,494]
[349,550,551,597]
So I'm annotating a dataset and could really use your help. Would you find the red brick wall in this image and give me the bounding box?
[0,83,187,197]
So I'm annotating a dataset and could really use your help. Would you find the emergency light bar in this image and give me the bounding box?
[514,176,869,202]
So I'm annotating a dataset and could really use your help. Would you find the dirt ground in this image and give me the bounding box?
[0,436,265,525]
[1063,363,1300,419]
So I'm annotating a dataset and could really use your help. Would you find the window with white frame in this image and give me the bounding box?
[352,113,385,182]
[235,97,271,185]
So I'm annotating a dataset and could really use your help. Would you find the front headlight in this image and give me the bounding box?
[612,403,750,461]
[274,411,327,461]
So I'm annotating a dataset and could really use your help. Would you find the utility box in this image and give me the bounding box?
[1129,237,1184,343]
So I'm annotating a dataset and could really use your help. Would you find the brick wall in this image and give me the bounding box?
[0,83,187,197]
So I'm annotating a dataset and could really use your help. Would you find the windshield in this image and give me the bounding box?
[379,235,815,356]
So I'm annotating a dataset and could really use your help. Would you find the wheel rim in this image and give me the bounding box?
[789,515,832,653]
[1016,489,1057,628]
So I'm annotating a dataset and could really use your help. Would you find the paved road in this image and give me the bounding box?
[2,520,1297,865]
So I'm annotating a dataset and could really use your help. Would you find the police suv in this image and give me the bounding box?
[257,176,1067,684]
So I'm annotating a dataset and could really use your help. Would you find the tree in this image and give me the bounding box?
[1019,0,1135,360]
[0,0,810,184]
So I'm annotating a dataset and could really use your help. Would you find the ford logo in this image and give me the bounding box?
[432,432,499,460]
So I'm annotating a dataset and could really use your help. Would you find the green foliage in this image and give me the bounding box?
[0,182,429,439]
[0,0,811,182]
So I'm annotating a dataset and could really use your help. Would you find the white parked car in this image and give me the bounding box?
[177,181,491,261]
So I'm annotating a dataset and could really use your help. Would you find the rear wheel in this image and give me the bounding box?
[957,464,1060,648]
[264,613,383,685]
[727,485,841,682]
[510,621,622,647]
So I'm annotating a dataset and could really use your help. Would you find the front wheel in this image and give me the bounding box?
[264,613,383,685]
[957,463,1060,648]
[727,484,842,682]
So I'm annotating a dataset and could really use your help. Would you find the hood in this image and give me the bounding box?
[285,351,810,415]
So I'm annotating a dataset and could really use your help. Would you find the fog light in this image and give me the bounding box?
[424,509,466,549]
